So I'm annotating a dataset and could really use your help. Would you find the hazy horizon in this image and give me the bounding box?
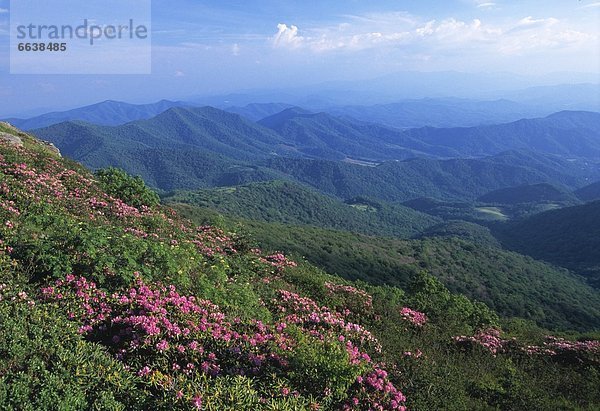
[1,0,599,116]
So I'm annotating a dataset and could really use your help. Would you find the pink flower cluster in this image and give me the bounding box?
[454,328,599,364]
[191,226,238,257]
[523,336,600,364]
[0,198,20,216]
[0,140,249,262]
[343,368,407,411]
[40,274,407,408]
[454,328,507,356]
[0,283,35,306]
[324,282,373,313]
[276,289,380,353]
[0,238,13,255]
[399,307,427,327]
[273,289,408,409]
[41,275,299,401]
[260,253,298,272]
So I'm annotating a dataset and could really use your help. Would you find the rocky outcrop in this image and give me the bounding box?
[0,121,61,156]
[41,140,61,156]
[0,131,23,147]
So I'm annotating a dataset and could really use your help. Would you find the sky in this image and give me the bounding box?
[0,0,599,116]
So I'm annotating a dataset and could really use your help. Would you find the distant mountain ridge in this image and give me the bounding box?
[224,103,295,121]
[325,98,544,129]
[6,100,193,130]
[9,80,599,131]
[259,108,600,161]
[31,106,600,198]
[399,110,600,159]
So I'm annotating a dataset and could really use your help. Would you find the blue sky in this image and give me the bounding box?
[0,0,598,116]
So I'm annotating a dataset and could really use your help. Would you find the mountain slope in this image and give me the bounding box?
[263,151,598,202]
[6,99,191,130]
[401,111,600,160]
[122,107,292,160]
[258,107,439,160]
[576,181,600,202]
[30,115,293,191]
[477,183,578,205]
[2,122,599,410]
[260,108,600,161]
[499,200,600,287]
[175,204,600,332]
[164,180,440,238]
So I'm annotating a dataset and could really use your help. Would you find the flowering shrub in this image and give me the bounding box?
[399,307,427,327]
[275,289,380,352]
[453,328,508,356]
[453,328,600,367]
[260,253,298,272]
[523,336,600,365]
[341,368,407,411]
[41,274,406,409]
[325,282,374,316]
[0,282,145,410]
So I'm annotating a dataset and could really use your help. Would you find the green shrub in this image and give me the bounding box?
[96,167,160,208]
[0,287,147,410]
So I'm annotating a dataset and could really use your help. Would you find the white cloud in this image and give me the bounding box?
[514,16,559,30]
[272,23,304,49]
[270,17,499,52]
[477,3,497,9]
[269,13,595,58]
[174,70,185,77]
[416,20,436,37]
[232,43,240,56]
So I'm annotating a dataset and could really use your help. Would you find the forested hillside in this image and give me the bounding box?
[499,200,600,287]
[1,123,599,410]
[164,180,439,238]
[32,108,600,199]
[173,204,600,332]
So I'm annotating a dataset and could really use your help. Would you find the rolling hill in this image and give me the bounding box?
[416,220,501,248]
[164,180,440,238]
[259,108,600,161]
[257,107,438,160]
[399,111,600,160]
[224,103,295,121]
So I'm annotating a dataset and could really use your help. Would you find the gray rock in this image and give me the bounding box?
[0,131,23,147]
[0,122,61,157]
